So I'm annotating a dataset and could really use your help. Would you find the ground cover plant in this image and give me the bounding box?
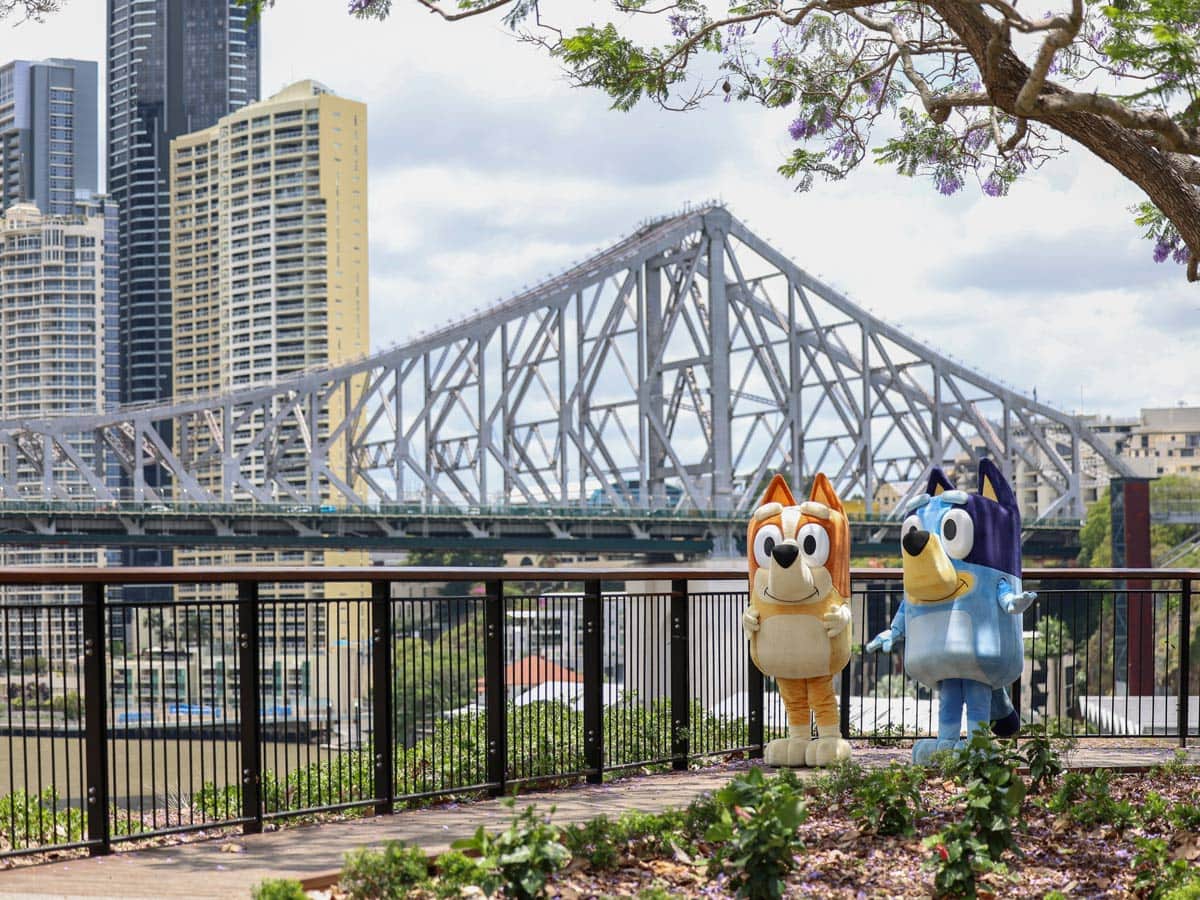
[249,736,1200,898]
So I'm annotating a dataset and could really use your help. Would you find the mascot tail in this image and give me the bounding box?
[989,687,1020,737]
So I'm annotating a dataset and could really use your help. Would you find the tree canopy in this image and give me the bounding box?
[231,0,1200,278]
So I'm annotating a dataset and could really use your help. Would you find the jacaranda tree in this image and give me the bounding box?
[237,0,1199,276]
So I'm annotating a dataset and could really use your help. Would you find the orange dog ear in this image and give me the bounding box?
[759,473,796,507]
[809,473,843,513]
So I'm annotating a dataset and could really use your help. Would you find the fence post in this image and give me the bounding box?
[582,579,603,784]
[484,579,507,796]
[1181,578,1192,748]
[238,581,262,835]
[748,651,764,759]
[372,581,395,814]
[82,582,110,856]
[670,579,690,771]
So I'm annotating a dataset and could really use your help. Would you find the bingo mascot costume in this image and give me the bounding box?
[743,473,852,767]
[867,459,1036,764]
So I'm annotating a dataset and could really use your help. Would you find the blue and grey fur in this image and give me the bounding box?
[866,460,1036,763]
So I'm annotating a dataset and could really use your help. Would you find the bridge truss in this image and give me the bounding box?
[0,205,1128,551]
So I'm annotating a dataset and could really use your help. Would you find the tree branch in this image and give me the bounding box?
[1036,91,1200,154]
[412,0,518,22]
[1014,0,1082,116]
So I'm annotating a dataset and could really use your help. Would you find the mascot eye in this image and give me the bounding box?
[753,524,784,569]
[902,515,921,538]
[940,509,975,559]
[797,523,830,567]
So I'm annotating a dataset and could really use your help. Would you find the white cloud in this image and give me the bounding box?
[1,0,1191,423]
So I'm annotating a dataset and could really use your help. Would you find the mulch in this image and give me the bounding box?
[532,767,1200,899]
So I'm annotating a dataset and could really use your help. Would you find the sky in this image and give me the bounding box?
[3,0,1197,421]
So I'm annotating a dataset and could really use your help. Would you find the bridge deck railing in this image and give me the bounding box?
[0,565,1191,859]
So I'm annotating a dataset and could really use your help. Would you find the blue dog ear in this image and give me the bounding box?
[925,468,954,496]
[977,459,1017,511]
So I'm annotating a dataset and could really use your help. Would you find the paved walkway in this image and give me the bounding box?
[1,741,1196,900]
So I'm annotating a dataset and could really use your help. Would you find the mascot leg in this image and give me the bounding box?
[915,678,964,764]
[804,676,851,767]
[765,678,812,767]
[990,686,1020,737]
[963,680,992,743]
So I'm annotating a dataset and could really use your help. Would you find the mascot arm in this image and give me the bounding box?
[866,601,906,653]
[996,578,1037,615]
[823,602,851,638]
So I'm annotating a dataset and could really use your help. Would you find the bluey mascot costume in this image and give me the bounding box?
[867,460,1036,764]
[743,473,852,767]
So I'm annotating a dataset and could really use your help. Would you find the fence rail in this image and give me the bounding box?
[0,565,1194,860]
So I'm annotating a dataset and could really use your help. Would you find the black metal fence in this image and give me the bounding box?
[0,565,1194,860]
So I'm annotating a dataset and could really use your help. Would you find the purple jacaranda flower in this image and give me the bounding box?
[668,13,689,37]
[868,79,884,102]
[936,173,964,195]
[788,117,814,140]
[1173,245,1190,264]
[1154,238,1172,263]
[983,174,1006,197]
[966,129,989,151]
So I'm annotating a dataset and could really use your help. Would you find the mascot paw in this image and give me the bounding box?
[764,737,810,768]
[991,709,1021,738]
[805,736,851,767]
[822,606,851,638]
[741,607,760,636]
[912,738,960,765]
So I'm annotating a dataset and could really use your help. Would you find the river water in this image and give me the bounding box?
[0,735,358,810]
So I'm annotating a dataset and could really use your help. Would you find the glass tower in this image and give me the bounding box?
[0,58,98,215]
[107,0,260,406]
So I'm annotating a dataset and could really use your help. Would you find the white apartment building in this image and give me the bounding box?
[0,201,113,659]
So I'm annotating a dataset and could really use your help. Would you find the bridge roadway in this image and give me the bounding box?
[0,499,1083,558]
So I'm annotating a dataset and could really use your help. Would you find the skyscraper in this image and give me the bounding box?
[0,201,115,657]
[107,0,260,406]
[170,79,368,646]
[0,58,98,215]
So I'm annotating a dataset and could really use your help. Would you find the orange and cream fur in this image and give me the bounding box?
[743,473,852,767]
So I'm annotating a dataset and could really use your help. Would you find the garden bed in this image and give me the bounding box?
[258,735,1200,900]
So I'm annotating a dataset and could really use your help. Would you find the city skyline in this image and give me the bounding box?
[0,3,1196,424]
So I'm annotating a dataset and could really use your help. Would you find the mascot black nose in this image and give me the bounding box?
[903,529,931,557]
[771,542,800,568]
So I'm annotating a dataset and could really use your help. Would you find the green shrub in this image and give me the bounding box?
[1020,723,1066,794]
[805,758,865,802]
[1132,836,1195,899]
[849,762,924,836]
[924,820,994,899]
[250,878,307,900]
[453,802,570,900]
[705,767,807,900]
[431,849,490,898]
[1169,795,1200,832]
[0,787,84,850]
[1153,749,1197,780]
[924,728,1025,898]
[1140,791,1171,830]
[1049,770,1134,831]
[340,840,430,900]
[561,808,696,871]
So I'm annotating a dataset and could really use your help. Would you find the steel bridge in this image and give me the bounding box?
[0,205,1127,556]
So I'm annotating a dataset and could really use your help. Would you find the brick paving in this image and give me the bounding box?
[0,740,1195,900]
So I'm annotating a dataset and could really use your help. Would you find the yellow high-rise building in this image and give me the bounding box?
[169,80,368,652]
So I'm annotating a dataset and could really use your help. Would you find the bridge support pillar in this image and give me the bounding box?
[1111,477,1154,696]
